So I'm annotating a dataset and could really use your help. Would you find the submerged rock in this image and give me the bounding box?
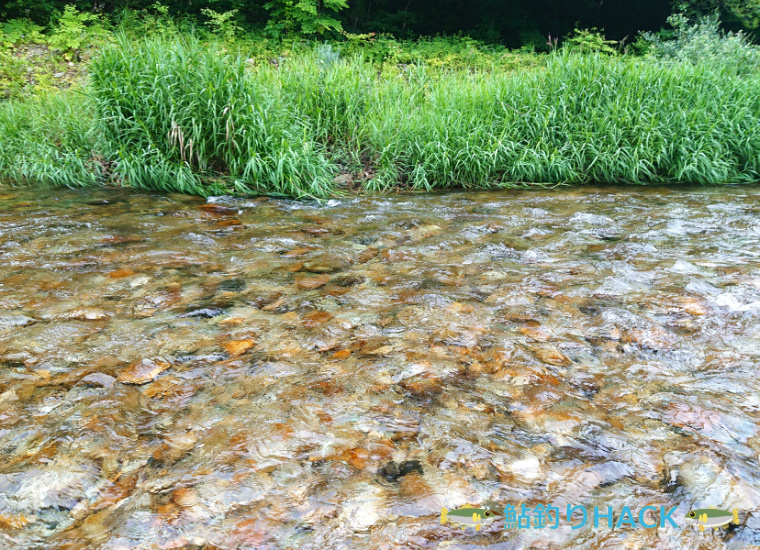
[379,460,423,482]
[117,358,172,384]
[296,275,330,289]
[181,308,225,319]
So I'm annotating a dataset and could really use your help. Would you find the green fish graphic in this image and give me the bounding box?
[684,507,739,531]
[440,504,497,531]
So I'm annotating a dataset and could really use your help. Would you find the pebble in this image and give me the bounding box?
[117,358,172,384]
[296,274,330,289]
[378,460,423,482]
[66,307,111,321]
[531,345,572,367]
[80,373,116,388]
[222,339,256,356]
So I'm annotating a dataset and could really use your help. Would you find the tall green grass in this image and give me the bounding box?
[0,91,101,187]
[283,46,760,189]
[1,35,759,197]
[90,34,336,197]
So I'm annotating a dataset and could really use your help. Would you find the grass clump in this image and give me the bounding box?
[315,49,760,189]
[0,91,101,187]
[89,34,336,197]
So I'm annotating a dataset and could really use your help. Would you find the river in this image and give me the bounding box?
[1,185,759,549]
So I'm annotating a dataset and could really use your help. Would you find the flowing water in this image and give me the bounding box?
[1,185,760,550]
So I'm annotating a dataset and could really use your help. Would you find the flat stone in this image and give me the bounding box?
[118,358,171,385]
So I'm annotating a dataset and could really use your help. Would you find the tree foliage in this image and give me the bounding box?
[0,0,758,44]
[263,0,349,36]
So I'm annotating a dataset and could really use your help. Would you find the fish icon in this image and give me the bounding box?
[684,507,739,531]
[440,504,497,531]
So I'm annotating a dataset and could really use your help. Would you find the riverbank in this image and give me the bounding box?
[1,21,759,197]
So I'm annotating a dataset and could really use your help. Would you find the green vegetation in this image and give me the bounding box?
[0,91,100,187]
[1,12,758,198]
[642,12,760,75]
[2,0,758,47]
[90,35,335,197]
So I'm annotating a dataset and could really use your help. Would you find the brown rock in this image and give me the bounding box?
[223,339,256,356]
[506,315,541,326]
[621,327,676,351]
[100,235,144,245]
[108,269,136,279]
[0,514,35,530]
[218,316,245,326]
[171,487,199,507]
[118,358,171,385]
[382,249,410,263]
[270,423,295,441]
[304,227,329,235]
[91,472,139,511]
[302,311,333,328]
[302,254,351,273]
[368,439,395,461]
[295,275,330,289]
[400,373,443,396]
[249,293,282,310]
[519,326,552,341]
[38,280,66,291]
[283,247,314,257]
[339,448,369,470]
[531,345,571,367]
[681,298,708,316]
[198,204,237,216]
[331,350,351,360]
[152,432,198,464]
[213,218,243,228]
[358,249,378,263]
[155,502,180,523]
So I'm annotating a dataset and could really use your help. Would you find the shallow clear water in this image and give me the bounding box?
[1,185,760,549]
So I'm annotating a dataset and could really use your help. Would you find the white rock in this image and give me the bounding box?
[130,276,151,288]
[509,455,542,481]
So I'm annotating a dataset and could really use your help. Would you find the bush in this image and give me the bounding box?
[0,18,45,48]
[48,5,109,59]
[264,0,348,37]
[201,8,243,42]
[564,28,618,54]
[0,50,27,99]
[642,12,760,75]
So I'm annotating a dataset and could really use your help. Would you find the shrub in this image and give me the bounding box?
[564,28,618,54]
[0,91,100,186]
[264,0,348,37]
[642,12,760,75]
[48,5,109,59]
[201,9,243,42]
[0,18,45,48]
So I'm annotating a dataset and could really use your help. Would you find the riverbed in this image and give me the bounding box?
[1,185,759,549]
